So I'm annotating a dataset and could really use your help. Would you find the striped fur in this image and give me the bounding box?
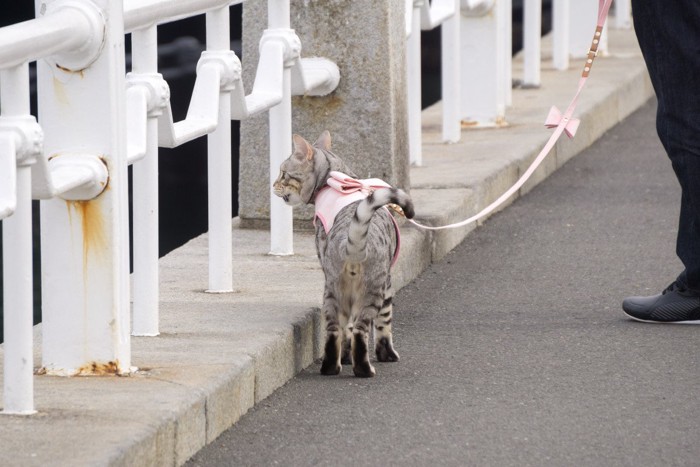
[273,131,414,377]
[346,187,414,264]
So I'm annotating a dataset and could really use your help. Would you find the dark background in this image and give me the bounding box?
[0,2,551,342]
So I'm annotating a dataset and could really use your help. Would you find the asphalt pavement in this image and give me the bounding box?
[187,99,699,467]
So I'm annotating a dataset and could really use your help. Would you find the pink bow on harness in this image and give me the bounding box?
[325,171,392,194]
[314,171,402,266]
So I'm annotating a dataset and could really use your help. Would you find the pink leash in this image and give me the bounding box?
[408,0,614,231]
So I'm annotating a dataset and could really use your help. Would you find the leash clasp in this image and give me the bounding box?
[387,203,405,217]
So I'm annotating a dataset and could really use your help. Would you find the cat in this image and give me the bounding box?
[273,131,415,377]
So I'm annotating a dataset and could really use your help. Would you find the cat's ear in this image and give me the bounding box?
[313,130,332,151]
[292,134,314,161]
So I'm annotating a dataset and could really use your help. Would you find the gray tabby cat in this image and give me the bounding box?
[273,131,415,377]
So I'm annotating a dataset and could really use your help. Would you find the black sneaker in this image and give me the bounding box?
[622,282,700,324]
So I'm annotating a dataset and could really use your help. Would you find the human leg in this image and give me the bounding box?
[623,1,700,322]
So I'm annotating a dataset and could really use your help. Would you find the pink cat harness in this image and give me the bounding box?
[314,171,402,266]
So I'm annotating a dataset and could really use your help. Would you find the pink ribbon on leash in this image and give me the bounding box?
[545,106,580,139]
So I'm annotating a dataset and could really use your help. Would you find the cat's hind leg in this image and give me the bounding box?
[375,285,400,362]
[320,292,342,376]
[352,312,377,378]
[341,319,353,365]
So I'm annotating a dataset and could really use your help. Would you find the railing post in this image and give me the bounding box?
[204,6,236,287]
[568,1,607,58]
[501,0,512,107]
[130,25,161,335]
[552,0,570,70]
[36,0,132,375]
[1,63,37,415]
[1,167,34,414]
[441,0,461,143]
[460,0,506,126]
[407,1,423,166]
[412,0,461,144]
[266,0,294,256]
[522,0,542,88]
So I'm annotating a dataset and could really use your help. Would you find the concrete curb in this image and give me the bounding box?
[0,27,652,466]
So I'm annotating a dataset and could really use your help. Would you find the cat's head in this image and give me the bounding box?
[273,131,334,206]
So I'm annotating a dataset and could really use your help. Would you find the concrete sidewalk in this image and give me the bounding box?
[0,27,652,466]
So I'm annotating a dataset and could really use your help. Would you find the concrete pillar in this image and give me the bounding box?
[238,0,409,227]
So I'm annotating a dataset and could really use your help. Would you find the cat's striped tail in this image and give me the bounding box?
[346,187,414,263]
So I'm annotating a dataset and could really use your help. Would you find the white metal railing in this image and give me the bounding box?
[1,0,112,415]
[0,0,631,415]
[0,0,339,415]
[1,63,37,415]
[406,0,462,166]
[550,0,630,73]
[405,0,631,153]
[404,0,511,146]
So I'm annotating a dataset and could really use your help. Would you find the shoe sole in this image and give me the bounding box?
[623,311,700,324]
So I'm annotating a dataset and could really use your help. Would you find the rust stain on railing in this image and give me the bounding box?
[52,76,69,106]
[65,196,107,272]
[55,63,86,78]
[76,360,120,376]
[34,360,123,376]
[53,63,87,106]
